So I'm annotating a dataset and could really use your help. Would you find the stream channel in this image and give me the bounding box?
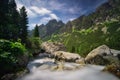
[16,53,119,80]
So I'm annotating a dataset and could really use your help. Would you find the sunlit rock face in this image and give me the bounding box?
[41,42,66,54]
[41,42,84,63]
[85,45,120,65]
[53,51,83,62]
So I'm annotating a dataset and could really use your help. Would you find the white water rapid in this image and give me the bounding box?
[17,53,119,80]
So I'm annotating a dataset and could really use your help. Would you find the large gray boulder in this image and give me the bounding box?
[85,45,120,65]
[53,51,83,62]
[110,49,120,59]
[41,42,84,63]
[41,42,66,53]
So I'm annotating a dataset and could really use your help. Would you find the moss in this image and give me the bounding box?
[103,63,120,78]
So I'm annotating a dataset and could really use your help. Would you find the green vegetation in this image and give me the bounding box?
[0,0,30,79]
[27,24,43,55]
[33,25,40,37]
[0,39,27,77]
[19,6,28,43]
[41,0,120,57]
[0,0,28,43]
[27,37,43,55]
[0,0,120,79]
[48,20,120,57]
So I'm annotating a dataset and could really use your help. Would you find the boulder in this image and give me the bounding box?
[110,49,120,60]
[103,64,120,78]
[17,54,29,67]
[53,51,82,62]
[75,58,85,64]
[85,45,120,65]
[41,42,66,53]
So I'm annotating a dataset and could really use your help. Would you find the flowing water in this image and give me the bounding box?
[17,53,119,80]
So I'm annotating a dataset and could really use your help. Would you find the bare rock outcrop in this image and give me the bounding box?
[41,42,84,62]
[85,45,120,65]
[41,42,66,53]
[53,51,84,62]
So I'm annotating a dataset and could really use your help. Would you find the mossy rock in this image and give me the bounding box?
[103,63,120,78]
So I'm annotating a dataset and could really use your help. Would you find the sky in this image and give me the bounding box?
[16,0,107,30]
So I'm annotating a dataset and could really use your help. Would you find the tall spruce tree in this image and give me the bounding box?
[0,0,29,42]
[8,0,20,40]
[33,25,39,37]
[0,0,9,39]
[0,0,20,40]
[19,6,28,43]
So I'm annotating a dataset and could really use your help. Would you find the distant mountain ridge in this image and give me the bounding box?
[37,0,120,39]
[60,0,120,32]
[38,19,64,38]
[35,0,120,57]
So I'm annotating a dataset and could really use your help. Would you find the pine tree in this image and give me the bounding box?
[8,0,20,40]
[33,25,39,37]
[0,0,20,40]
[0,0,29,42]
[0,0,9,39]
[19,6,28,43]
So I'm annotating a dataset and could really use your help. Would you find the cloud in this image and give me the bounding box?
[69,18,76,21]
[28,0,66,11]
[16,0,107,30]
[40,17,51,24]
[30,6,51,16]
[48,0,66,10]
[39,13,59,24]
[28,17,51,30]
[50,13,59,20]
[67,6,83,14]
[17,2,23,10]
[28,13,59,30]
[26,8,38,18]
[16,0,37,18]
[28,23,36,30]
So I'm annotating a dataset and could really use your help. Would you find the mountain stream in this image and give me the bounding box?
[16,53,119,80]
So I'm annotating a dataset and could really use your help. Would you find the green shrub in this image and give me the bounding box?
[27,37,42,54]
[0,39,26,76]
